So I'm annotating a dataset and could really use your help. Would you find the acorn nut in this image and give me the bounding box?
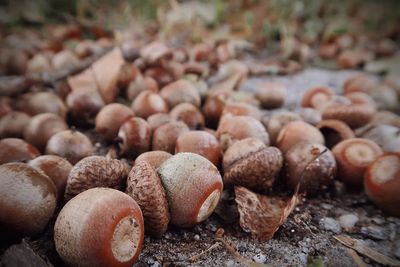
[0,138,40,164]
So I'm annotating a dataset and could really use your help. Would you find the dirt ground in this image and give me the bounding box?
[1,68,399,267]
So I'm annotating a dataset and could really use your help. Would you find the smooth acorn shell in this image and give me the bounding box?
[0,111,31,138]
[152,121,189,154]
[0,138,40,164]
[170,103,205,130]
[117,117,151,158]
[131,91,168,119]
[255,82,287,109]
[134,151,172,170]
[160,79,201,108]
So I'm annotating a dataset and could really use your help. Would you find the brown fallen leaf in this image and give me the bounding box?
[234,186,299,241]
[91,47,125,103]
[334,235,400,267]
[67,68,98,92]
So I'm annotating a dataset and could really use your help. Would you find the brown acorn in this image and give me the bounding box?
[64,156,129,202]
[21,92,67,119]
[95,103,135,141]
[46,130,94,164]
[265,111,302,145]
[29,155,73,199]
[343,74,375,95]
[332,138,383,187]
[0,111,31,138]
[131,91,168,119]
[135,151,172,170]
[0,163,57,235]
[0,138,40,164]
[276,121,325,153]
[361,124,400,152]
[223,138,283,192]
[295,107,322,126]
[23,113,68,151]
[316,119,355,149]
[301,87,335,111]
[66,89,105,125]
[126,161,170,236]
[170,103,205,130]
[221,102,262,121]
[322,103,375,129]
[147,113,172,131]
[117,117,151,158]
[160,79,201,108]
[369,111,400,128]
[175,131,222,166]
[284,142,337,195]
[255,82,287,109]
[202,93,228,128]
[152,121,189,154]
[126,75,159,101]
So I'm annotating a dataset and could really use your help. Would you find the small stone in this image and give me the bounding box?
[194,234,200,241]
[253,253,267,264]
[338,214,359,229]
[360,225,387,240]
[319,217,341,233]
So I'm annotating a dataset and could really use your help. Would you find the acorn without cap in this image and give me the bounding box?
[170,103,205,130]
[160,79,201,108]
[131,91,168,119]
[117,117,151,158]
[152,121,189,154]
[364,153,400,216]
[255,82,287,109]
[54,188,144,267]
[158,153,223,227]
[0,163,57,235]
[0,138,40,164]
[0,111,31,138]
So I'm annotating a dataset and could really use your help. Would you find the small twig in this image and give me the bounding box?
[347,248,368,267]
[189,242,221,262]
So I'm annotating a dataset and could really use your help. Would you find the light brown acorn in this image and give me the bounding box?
[264,111,302,145]
[21,92,67,119]
[223,138,283,192]
[0,111,31,138]
[255,82,287,109]
[152,121,190,154]
[126,161,170,236]
[0,163,57,235]
[301,87,335,111]
[23,113,68,151]
[221,102,262,121]
[131,91,168,119]
[135,151,172,170]
[160,79,201,108]
[117,117,151,158]
[147,113,172,131]
[158,153,223,227]
[66,89,105,126]
[64,156,129,202]
[316,119,355,149]
[170,103,205,130]
[54,188,144,267]
[0,138,40,164]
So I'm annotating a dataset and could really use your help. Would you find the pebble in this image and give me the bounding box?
[360,225,386,240]
[253,253,267,264]
[194,234,200,241]
[338,214,359,229]
[319,217,341,233]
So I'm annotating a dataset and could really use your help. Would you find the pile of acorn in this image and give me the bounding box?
[0,38,399,266]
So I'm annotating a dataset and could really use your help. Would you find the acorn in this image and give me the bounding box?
[346,91,377,108]
[364,153,400,216]
[369,111,400,128]
[66,89,105,125]
[202,93,228,128]
[21,92,67,119]
[221,102,262,121]
[223,138,283,192]
[52,50,79,70]
[322,102,375,129]
[54,188,144,267]
[152,121,189,154]
[0,97,12,118]
[295,107,322,126]
[216,115,270,151]
[319,43,338,59]
[46,130,94,164]
[301,87,335,111]
[23,113,68,151]
[316,120,355,149]
[0,163,56,235]
[160,79,201,108]
[140,41,171,64]
[131,91,168,119]
[369,85,399,111]
[175,131,222,166]
[27,53,52,73]
[117,117,151,158]
[147,113,172,131]
[276,121,325,153]
[64,156,129,202]
[170,103,205,130]
[126,161,170,236]
[126,75,159,101]
[332,138,383,187]
[135,151,172,169]
[265,111,302,145]
[0,111,31,138]
[343,74,375,95]
[29,155,72,200]
[158,153,223,227]
[284,142,336,195]
[95,103,135,141]
[361,124,400,152]
[117,62,139,89]
[0,138,40,164]
[255,82,287,109]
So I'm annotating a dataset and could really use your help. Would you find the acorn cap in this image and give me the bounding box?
[126,161,170,236]
[224,145,283,192]
[135,151,172,169]
[322,104,375,129]
[316,119,355,148]
[0,138,40,164]
[64,156,129,202]
[332,138,383,187]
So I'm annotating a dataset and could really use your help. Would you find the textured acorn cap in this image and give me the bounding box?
[170,103,205,130]
[126,161,170,236]
[301,87,334,110]
[23,113,68,151]
[0,163,56,235]
[0,138,40,164]
[135,151,172,170]
[95,103,134,141]
[332,138,383,187]
[0,111,31,138]
[160,79,201,108]
[284,142,336,195]
[224,143,283,192]
[158,153,223,227]
[64,156,129,202]
[322,104,375,129]
[54,188,144,267]
[316,119,355,148]
[276,121,324,153]
[29,155,73,199]
[364,153,400,216]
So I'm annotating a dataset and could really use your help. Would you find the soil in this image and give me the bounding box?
[1,68,399,267]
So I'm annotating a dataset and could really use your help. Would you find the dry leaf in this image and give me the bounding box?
[91,47,125,103]
[234,186,299,241]
[67,68,98,92]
